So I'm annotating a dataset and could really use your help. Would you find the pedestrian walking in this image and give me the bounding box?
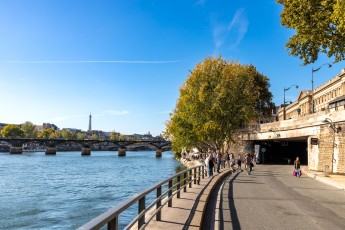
[226,153,231,168]
[245,153,253,175]
[252,153,257,165]
[229,153,235,172]
[207,150,215,177]
[237,154,242,171]
[294,156,301,177]
[205,152,209,175]
[216,149,222,173]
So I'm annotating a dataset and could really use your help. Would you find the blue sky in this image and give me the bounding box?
[0,0,344,136]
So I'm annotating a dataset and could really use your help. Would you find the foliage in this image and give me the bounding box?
[37,128,56,139]
[91,134,98,140]
[277,0,345,65]
[21,121,38,138]
[77,132,87,140]
[60,129,77,139]
[0,124,24,138]
[165,56,274,156]
[110,131,120,140]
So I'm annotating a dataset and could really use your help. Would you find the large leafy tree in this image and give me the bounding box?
[0,124,24,138]
[277,0,345,65]
[165,57,274,156]
[110,131,120,140]
[60,129,77,140]
[77,132,87,140]
[21,121,38,138]
[37,128,56,139]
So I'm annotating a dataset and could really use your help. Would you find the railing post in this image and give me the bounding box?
[198,167,200,185]
[156,186,161,221]
[177,175,181,198]
[183,172,187,192]
[168,180,173,207]
[194,168,197,184]
[107,217,118,230]
[189,170,192,188]
[138,196,145,229]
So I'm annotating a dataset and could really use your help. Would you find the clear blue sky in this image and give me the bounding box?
[0,0,344,136]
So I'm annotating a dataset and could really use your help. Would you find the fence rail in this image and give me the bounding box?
[78,164,207,230]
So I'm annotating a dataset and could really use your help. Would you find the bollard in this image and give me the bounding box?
[324,165,329,177]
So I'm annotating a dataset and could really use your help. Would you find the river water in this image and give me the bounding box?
[0,151,184,229]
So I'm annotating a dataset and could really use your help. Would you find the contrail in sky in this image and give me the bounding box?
[5,60,184,64]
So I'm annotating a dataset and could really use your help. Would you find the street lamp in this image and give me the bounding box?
[283,85,299,120]
[322,118,341,133]
[311,63,332,113]
[322,118,341,173]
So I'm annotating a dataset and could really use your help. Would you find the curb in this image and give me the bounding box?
[190,169,232,229]
[304,171,345,191]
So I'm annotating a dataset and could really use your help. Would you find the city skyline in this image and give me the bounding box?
[1,0,344,136]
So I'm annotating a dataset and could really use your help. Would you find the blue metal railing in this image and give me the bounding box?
[78,165,206,230]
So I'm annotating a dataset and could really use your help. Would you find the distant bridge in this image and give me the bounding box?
[0,138,171,157]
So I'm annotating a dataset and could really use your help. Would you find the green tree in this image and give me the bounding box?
[37,128,56,139]
[21,121,38,138]
[50,130,61,139]
[277,0,345,65]
[60,129,77,139]
[0,124,24,138]
[77,132,87,140]
[165,56,274,156]
[91,134,98,140]
[110,131,120,140]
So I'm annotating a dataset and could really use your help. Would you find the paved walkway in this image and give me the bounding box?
[146,165,345,229]
[301,166,345,190]
[146,168,232,229]
[212,165,345,230]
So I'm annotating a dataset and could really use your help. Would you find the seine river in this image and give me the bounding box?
[0,151,185,229]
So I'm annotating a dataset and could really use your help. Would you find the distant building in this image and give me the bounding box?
[36,123,60,132]
[62,128,82,133]
[127,132,166,141]
[278,68,345,120]
[88,130,109,139]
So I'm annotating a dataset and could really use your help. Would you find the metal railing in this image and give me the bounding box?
[78,165,207,230]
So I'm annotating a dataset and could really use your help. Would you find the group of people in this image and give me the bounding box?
[204,149,302,178]
[204,149,256,177]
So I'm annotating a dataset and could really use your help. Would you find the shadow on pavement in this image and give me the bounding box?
[222,172,241,230]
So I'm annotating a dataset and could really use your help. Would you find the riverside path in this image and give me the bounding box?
[204,165,345,230]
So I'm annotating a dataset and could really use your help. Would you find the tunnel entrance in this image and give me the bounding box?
[254,137,308,165]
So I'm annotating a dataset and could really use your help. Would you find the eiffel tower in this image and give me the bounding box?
[88,113,92,131]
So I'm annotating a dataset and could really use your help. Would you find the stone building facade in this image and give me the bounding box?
[309,120,345,174]
[232,66,345,174]
[278,68,345,120]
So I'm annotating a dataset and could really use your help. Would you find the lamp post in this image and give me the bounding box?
[311,63,332,113]
[322,118,341,133]
[322,118,341,173]
[283,85,298,120]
